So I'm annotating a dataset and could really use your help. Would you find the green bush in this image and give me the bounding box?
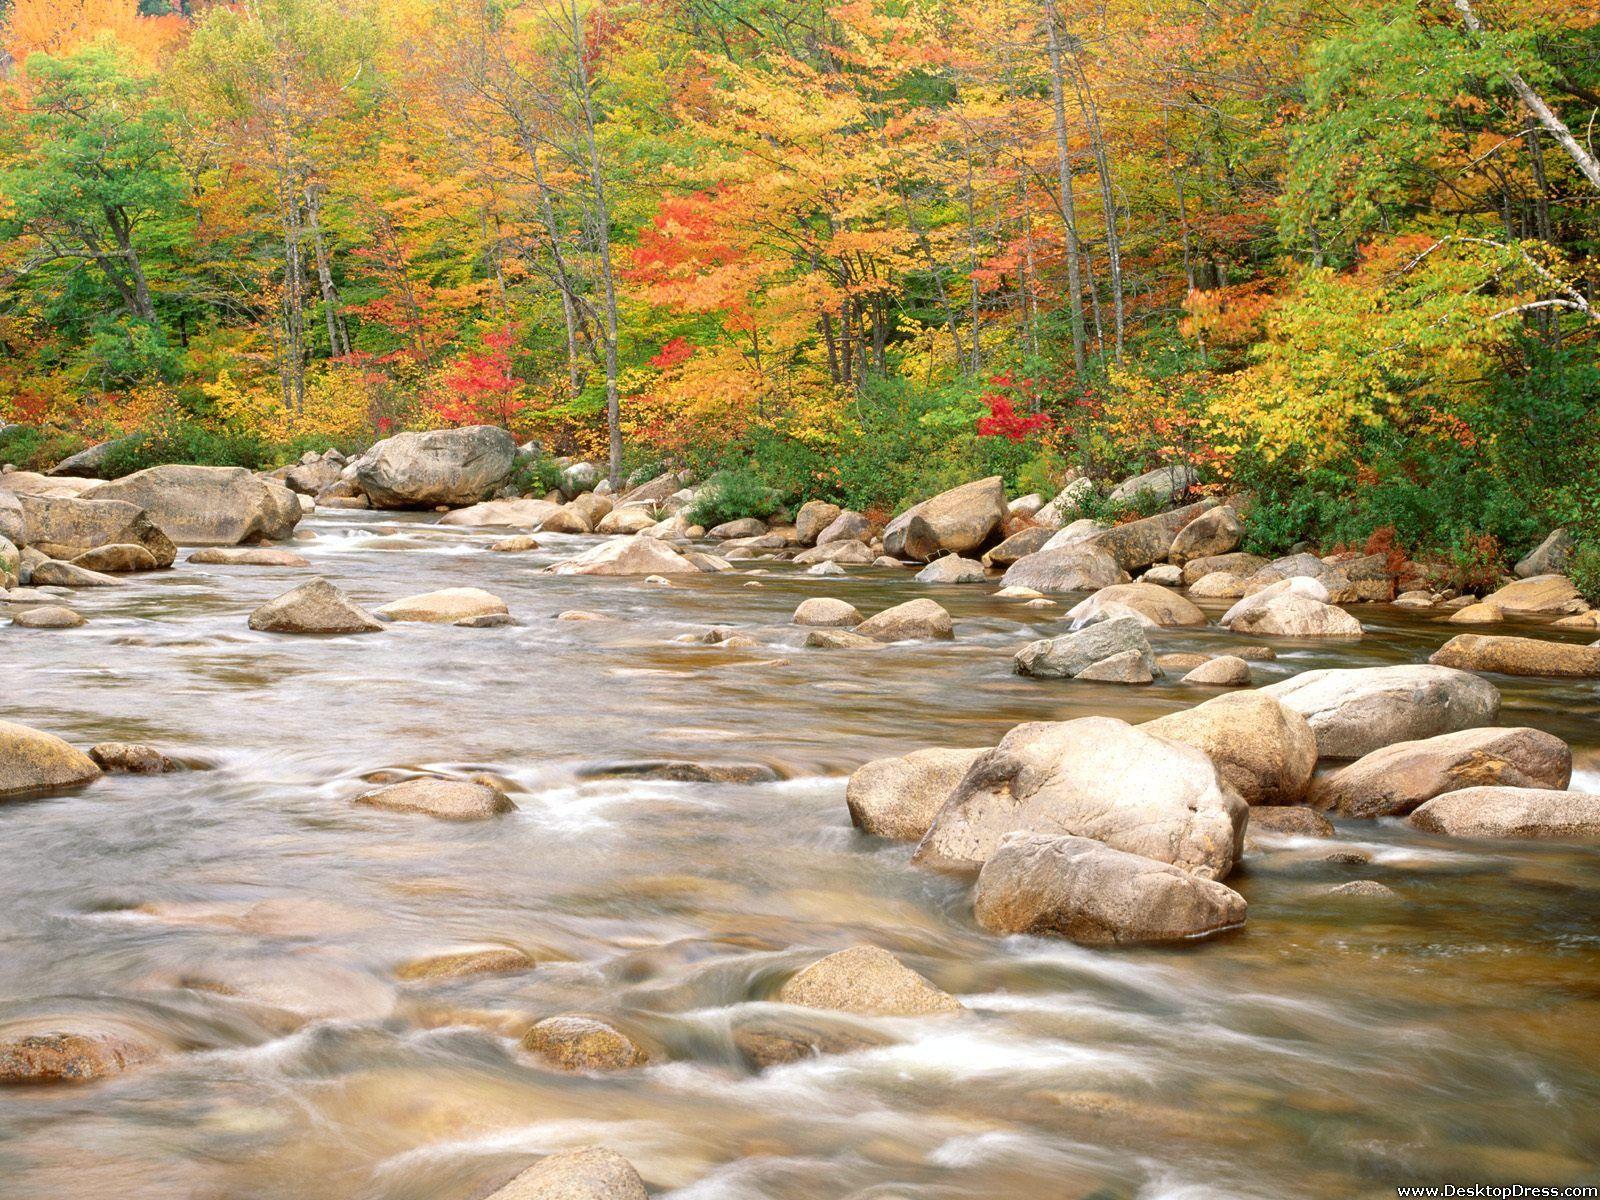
[100,420,274,477]
[506,452,564,497]
[684,469,783,528]
[0,426,90,472]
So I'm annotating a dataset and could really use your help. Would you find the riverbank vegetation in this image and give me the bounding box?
[0,0,1596,570]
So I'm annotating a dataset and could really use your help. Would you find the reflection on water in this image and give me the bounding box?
[3,510,1599,1199]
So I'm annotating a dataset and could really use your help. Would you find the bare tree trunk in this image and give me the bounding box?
[306,185,349,358]
[1070,51,1124,361]
[1044,2,1087,377]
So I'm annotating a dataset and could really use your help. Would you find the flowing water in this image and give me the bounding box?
[3,510,1599,1200]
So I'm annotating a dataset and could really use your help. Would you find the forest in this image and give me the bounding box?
[0,0,1597,583]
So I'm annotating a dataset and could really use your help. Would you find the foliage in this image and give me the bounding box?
[0,425,88,471]
[683,469,783,528]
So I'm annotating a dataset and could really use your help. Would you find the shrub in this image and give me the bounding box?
[0,426,89,472]
[684,469,783,527]
[100,419,273,477]
[1569,541,1600,603]
[506,452,564,497]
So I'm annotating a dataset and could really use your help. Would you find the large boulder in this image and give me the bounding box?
[353,426,516,509]
[72,543,160,573]
[1088,500,1217,573]
[913,716,1246,879]
[882,476,1007,561]
[1260,665,1501,759]
[816,510,873,546]
[777,945,962,1016]
[982,526,1053,568]
[282,457,342,496]
[0,470,98,498]
[1108,464,1197,506]
[546,536,698,576]
[1142,691,1317,805]
[595,506,658,535]
[621,470,686,505]
[1429,634,1600,678]
[248,579,383,634]
[1409,787,1600,840]
[1221,584,1363,639]
[1243,553,1355,602]
[29,560,121,588]
[854,598,953,642]
[1515,531,1573,580]
[0,491,22,544]
[86,465,299,545]
[188,547,309,567]
[795,500,842,545]
[1482,574,1583,614]
[46,438,130,479]
[1066,582,1205,628]
[1309,727,1571,818]
[1042,518,1108,552]
[846,747,987,841]
[16,493,176,566]
[1000,546,1128,594]
[974,834,1247,945]
[1013,616,1155,680]
[437,498,563,528]
[0,720,101,797]
[374,588,509,624]
[485,1147,649,1200]
[1169,505,1241,563]
[1181,552,1268,587]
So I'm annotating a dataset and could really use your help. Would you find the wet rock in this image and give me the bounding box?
[375,587,509,624]
[12,605,85,629]
[29,560,122,588]
[1142,563,1183,587]
[803,628,883,650]
[1183,656,1251,686]
[0,1029,154,1085]
[855,598,954,642]
[915,554,987,584]
[1143,691,1317,806]
[1157,652,1211,672]
[1089,500,1217,573]
[0,719,101,797]
[282,457,342,496]
[596,506,657,535]
[792,597,863,627]
[1222,581,1363,638]
[1409,787,1600,840]
[352,426,517,509]
[89,743,175,774]
[999,546,1128,593]
[547,536,698,576]
[1446,601,1503,625]
[1260,664,1501,759]
[437,498,563,528]
[982,526,1053,568]
[733,1014,886,1069]
[793,538,874,565]
[1248,806,1335,837]
[1189,571,1250,599]
[1067,582,1205,628]
[189,546,309,567]
[1481,574,1583,615]
[521,1015,646,1071]
[1429,633,1600,678]
[1243,554,1355,602]
[181,958,396,1022]
[249,579,383,635]
[580,761,781,784]
[1181,552,1269,587]
[846,747,987,841]
[354,777,515,820]
[397,945,535,981]
[538,508,593,535]
[777,945,962,1016]
[1013,616,1154,680]
[1328,880,1399,898]
[87,465,299,545]
[485,1147,649,1200]
[490,536,541,553]
[974,834,1247,945]
[1075,649,1156,683]
[914,716,1245,878]
[882,476,1007,561]
[556,609,609,622]
[1514,531,1573,580]
[1308,727,1571,818]
[806,561,844,577]
[71,543,159,573]
[1169,505,1241,562]
[816,510,874,545]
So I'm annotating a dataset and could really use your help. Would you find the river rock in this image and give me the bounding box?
[89,742,175,774]
[283,457,342,496]
[1108,464,1196,506]
[1429,633,1600,678]
[707,517,767,540]
[1075,648,1156,683]
[71,543,159,573]
[375,587,509,624]
[1169,506,1240,563]
[16,494,177,566]
[1142,563,1183,587]
[1260,665,1501,759]
[982,526,1053,568]
[249,579,383,634]
[354,777,516,820]
[816,510,873,545]
[1143,691,1317,805]
[803,628,883,650]
[795,500,842,545]
[1247,806,1335,837]
[0,493,21,545]
[792,597,863,628]
[1480,574,1582,615]
[485,1147,649,1200]
[777,945,962,1015]
[438,498,563,528]
[1221,580,1363,638]
[806,561,843,577]
[28,560,122,588]
[846,747,987,841]
[547,536,698,576]
[1189,571,1250,599]
[1408,787,1600,841]
[855,598,953,642]
[732,1013,886,1069]
[882,476,1007,561]
[13,605,85,629]
[87,465,299,545]
[1089,500,1217,572]
[1182,552,1269,587]
[1446,601,1503,624]
[1032,477,1093,529]
[353,426,516,509]
[0,719,101,797]
[1013,616,1154,680]
[521,1016,646,1071]
[0,1029,153,1085]
[915,555,986,584]
[1515,531,1573,579]
[1244,554,1355,602]
[1308,727,1573,818]
[1328,880,1399,898]
[913,716,1245,878]
[794,539,874,565]
[1043,518,1108,552]
[397,945,534,981]
[595,506,657,535]
[1067,582,1205,628]
[189,547,310,566]
[45,439,128,479]
[1183,656,1251,686]
[974,833,1247,945]
[999,546,1128,593]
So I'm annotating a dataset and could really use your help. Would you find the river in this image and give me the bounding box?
[3,509,1598,1199]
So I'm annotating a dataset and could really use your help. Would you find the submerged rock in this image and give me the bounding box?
[0,1029,154,1085]
[71,543,160,573]
[89,743,176,774]
[777,945,962,1016]
[354,777,516,820]
[484,1147,649,1200]
[579,761,780,784]
[854,598,954,642]
[397,945,535,981]
[1247,806,1335,837]
[732,1013,887,1069]
[188,547,309,567]
[521,1015,646,1071]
